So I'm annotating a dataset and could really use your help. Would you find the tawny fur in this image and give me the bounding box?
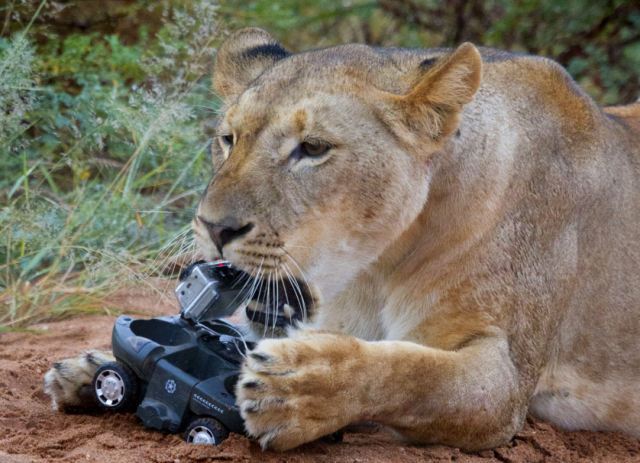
[44,28,640,452]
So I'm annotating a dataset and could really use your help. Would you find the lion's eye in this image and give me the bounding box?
[299,140,331,158]
[221,134,234,147]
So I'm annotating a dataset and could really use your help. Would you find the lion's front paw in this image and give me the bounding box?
[236,332,365,450]
[43,350,114,411]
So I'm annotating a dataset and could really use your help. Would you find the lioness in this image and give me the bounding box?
[44,28,640,451]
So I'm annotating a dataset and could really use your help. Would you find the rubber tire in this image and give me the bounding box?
[184,417,229,445]
[92,361,139,412]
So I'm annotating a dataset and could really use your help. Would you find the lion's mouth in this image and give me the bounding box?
[234,270,314,329]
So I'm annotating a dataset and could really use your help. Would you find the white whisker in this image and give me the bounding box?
[262,269,272,338]
[274,266,281,334]
[251,260,267,330]
[282,253,310,322]
[241,260,262,323]
[283,262,305,322]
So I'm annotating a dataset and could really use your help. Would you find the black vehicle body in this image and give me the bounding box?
[92,261,258,444]
[109,314,251,436]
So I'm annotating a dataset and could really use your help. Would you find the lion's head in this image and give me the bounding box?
[193,28,482,323]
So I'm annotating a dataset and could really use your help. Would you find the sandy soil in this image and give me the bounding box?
[2,284,640,463]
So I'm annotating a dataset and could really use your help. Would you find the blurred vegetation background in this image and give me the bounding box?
[1,0,639,328]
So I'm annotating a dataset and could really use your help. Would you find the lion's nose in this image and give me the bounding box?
[198,216,254,255]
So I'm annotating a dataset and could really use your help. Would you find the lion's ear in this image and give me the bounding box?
[214,28,289,102]
[391,42,482,141]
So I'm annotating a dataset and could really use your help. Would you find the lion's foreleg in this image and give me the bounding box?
[370,337,527,449]
[237,331,527,451]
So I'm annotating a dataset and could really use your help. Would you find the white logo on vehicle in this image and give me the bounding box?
[165,379,177,394]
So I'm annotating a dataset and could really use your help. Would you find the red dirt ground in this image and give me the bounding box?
[1,284,639,463]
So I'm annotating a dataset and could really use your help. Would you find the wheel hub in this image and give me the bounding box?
[188,426,216,445]
[96,370,124,405]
